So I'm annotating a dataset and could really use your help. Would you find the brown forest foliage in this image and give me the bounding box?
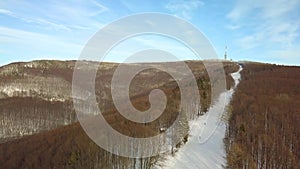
[225,63,300,169]
[0,60,238,169]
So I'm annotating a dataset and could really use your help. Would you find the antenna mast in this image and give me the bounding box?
[224,46,227,60]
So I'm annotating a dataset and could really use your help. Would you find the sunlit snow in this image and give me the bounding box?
[158,65,243,169]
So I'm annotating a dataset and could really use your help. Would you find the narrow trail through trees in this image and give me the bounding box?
[156,65,243,169]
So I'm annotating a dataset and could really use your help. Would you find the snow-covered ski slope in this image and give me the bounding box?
[159,65,243,169]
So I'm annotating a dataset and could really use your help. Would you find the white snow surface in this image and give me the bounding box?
[157,66,243,169]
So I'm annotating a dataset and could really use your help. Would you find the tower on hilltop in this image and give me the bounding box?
[224,46,227,60]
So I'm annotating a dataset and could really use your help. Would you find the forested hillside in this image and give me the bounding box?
[225,63,300,169]
[0,60,238,169]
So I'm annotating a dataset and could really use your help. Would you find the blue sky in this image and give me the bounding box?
[0,0,299,66]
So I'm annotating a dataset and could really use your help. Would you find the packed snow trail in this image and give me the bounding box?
[158,65,243,169]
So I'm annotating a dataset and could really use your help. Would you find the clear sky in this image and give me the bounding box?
[0,0,299,66]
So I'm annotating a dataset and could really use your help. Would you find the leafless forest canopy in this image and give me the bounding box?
[1,60,299,169]
[0,60,238,169]
[225,63,300,169]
